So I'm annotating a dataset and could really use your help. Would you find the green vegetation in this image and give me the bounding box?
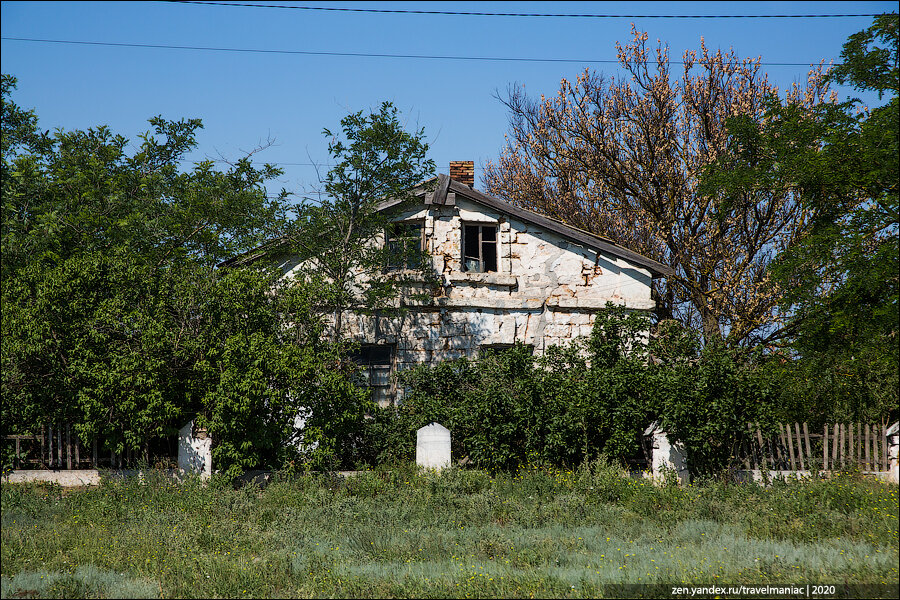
[0,76,380,476]
[701,13,899,424]
[2,468,897,598]
[367,306,775,476]
[280,101,437,342]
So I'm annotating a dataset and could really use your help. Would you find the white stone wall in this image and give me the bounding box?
[342,195,653,350]
[424,198,654,312]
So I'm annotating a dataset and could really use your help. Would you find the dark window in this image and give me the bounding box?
[479,343,533,358]
[462,224,498,273]
[386,221,423,271]
[349,344,395,406]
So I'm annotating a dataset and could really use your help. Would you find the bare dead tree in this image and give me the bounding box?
[484,27,834,346]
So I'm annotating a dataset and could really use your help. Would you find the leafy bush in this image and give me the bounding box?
[1,79,372,477]
[365,305,777,477]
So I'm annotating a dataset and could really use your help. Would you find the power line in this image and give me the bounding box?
[163,1,886,20]
[177,157,334,166]
[0,37,837,67]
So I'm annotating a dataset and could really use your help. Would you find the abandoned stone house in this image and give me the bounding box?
[224,161,671,405]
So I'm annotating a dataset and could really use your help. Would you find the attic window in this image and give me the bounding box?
[462,224,497,273]
[386,221,423,271]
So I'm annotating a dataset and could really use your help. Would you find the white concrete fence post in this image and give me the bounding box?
[177,420,212,478]
[643,421,690,485]
[887,422,899,485]
[416,423,451,471]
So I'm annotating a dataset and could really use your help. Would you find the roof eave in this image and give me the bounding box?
[444,179,674,278]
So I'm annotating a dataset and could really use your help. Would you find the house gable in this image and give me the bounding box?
[379,174,672,279]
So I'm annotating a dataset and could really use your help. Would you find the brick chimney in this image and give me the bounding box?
[449,161,475,188]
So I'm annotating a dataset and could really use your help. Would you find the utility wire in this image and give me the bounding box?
[178,157,334,166]
[163,1,885,20]
[0,37,836,66]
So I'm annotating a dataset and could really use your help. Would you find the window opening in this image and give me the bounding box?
[463,224,498,273]
[349,344,395,406]
[479,343,533,358]
[386,221,423,271]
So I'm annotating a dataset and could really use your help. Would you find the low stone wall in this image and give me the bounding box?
[733,469,899,485]
[4,469,103,486]
[1,469,196,486]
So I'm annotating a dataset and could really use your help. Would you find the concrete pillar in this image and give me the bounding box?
[887,422,899,484]
[416,423,451,470]
[177,420,212,478]
[643,421,690,485]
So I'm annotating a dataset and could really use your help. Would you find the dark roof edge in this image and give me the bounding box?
[216,236,289,269]
[445,179,674,278]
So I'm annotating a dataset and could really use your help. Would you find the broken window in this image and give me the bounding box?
[462,224,498,273]
[386,221,424,271]
[349,344,395,406]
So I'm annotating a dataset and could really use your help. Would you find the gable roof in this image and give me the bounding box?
[220,173,673,278]
[377,174,673,278]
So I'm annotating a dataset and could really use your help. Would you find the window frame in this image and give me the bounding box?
[462,222,499,273]
[385,220,425,272]
[349,343,396,406]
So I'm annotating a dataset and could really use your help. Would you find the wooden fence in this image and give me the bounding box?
[3,424,174,470]
[742,422,893,471]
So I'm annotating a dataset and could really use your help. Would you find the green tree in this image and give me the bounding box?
[281,102,436,340]
[1,77,369,474]
[701,14,898,423]
[2,77,284,275]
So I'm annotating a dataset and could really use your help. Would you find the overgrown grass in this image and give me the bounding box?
[2,463,897,598]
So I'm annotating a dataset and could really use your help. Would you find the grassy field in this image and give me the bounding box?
[1,463,898,598]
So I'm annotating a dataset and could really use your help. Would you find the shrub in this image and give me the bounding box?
[365,305,777,477]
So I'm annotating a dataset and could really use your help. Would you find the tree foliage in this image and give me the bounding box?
[484,28,833,346]
[1,76,370,474]
[372,306,774,477]
[701,14,898,423]
[282,102,436,340]
[2,77,283,275]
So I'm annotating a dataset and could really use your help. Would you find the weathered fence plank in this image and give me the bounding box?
[785,424,797,470]
[832,424,839,468]
[803,423,812,469]
[754,424,766,470]
[740,422,892,474]
[66,425,72,470]
[864,425,870,470]
[794,422,805,470]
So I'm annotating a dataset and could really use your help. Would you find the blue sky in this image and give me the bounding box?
[2,1,896,198]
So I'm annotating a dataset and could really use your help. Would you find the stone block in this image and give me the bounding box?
[643,422,690,485]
